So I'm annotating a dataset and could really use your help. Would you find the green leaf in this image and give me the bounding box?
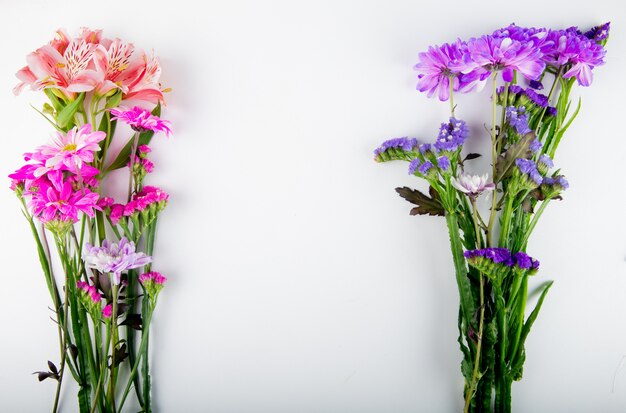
[105,90,123,109]
[395,186,445,216]
[56,92,85,130]
[511,280,553,375]
[495,133,535,182]
[105,103,161,172]
[44,89,65,113]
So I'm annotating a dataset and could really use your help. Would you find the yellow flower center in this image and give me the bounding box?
[63,143,77,151]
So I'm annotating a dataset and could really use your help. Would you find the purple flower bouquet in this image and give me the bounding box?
[9,27,171,413]
[375,23,609,412]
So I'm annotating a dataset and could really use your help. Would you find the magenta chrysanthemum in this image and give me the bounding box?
[110,106,171,136]
[28,179,100,223]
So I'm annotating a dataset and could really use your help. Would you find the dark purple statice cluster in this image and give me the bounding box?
[414,23,609,102]
[497,85,557,118]
[465,248,540,275]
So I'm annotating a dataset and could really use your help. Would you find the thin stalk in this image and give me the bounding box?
[486,72,499,247]
[108,285,120,413]
[519,199,551,249]
[127,132,140,202]
[118,307,153,412]
[449,80,455,117]
[463,200,485,413]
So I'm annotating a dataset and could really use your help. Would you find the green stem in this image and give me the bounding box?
[463,201,485,413]
[449,80,455,117]
[519,199,551,249]
[118,307,153,412]
[486,72,499,247]
[108,285,119,413]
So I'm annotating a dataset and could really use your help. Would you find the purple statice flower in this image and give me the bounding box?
[528,79,544,90]
[542,29,606,86]
[414,40,483,101]
[110,106,172,136]
[419,161,434,175]
[555,175,569,189]
[537,154,554,172]
[452,34,546,82]
[529,138,543,154]
[497,84,524,96]
[524,88,549,108]
[419,143,436,155]
[512,252,540,271]
[515,158,543,185]
[584,22,610,43]
[452,173,495,199]
[464,247,513,267]
[83,237,152,284]
[506,106,532,135]
[541,176,555,186]
[437,156,450,172]
[547,106,557,117]
[434,117,469,152]
[408,158,421,175]
[374,137,418,157]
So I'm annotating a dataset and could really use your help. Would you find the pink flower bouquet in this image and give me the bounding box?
[10,27,171,413]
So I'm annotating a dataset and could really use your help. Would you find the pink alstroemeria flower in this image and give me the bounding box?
[122,52,166,105]
[29,180,100,223]
[93,38,146,97]
[36,124,106,172]
[14,36,103,95]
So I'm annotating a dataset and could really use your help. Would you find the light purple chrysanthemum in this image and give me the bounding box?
[83,237,152,284]
[110,106,172,136]
[452,173,495,199]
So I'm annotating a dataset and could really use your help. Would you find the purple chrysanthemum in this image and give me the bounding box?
[83,237,152,284]
[110,106,172,136]
[452,34,546,82]
[542,29,606,86]
[434,117,469,152]
[414,41,483,101]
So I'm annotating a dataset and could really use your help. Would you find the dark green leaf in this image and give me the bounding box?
[495,133,535,183]
[47,360,58,375]
[105,90,123,109]
[120,313,143,331]
[463,153,482,161]
[395,186,445,216]
[56,92,85,130]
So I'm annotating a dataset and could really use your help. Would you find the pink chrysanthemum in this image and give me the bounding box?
[36,124,105,171]
[110,106,171,136]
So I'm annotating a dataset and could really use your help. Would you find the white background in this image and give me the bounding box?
[0,0,625,411]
